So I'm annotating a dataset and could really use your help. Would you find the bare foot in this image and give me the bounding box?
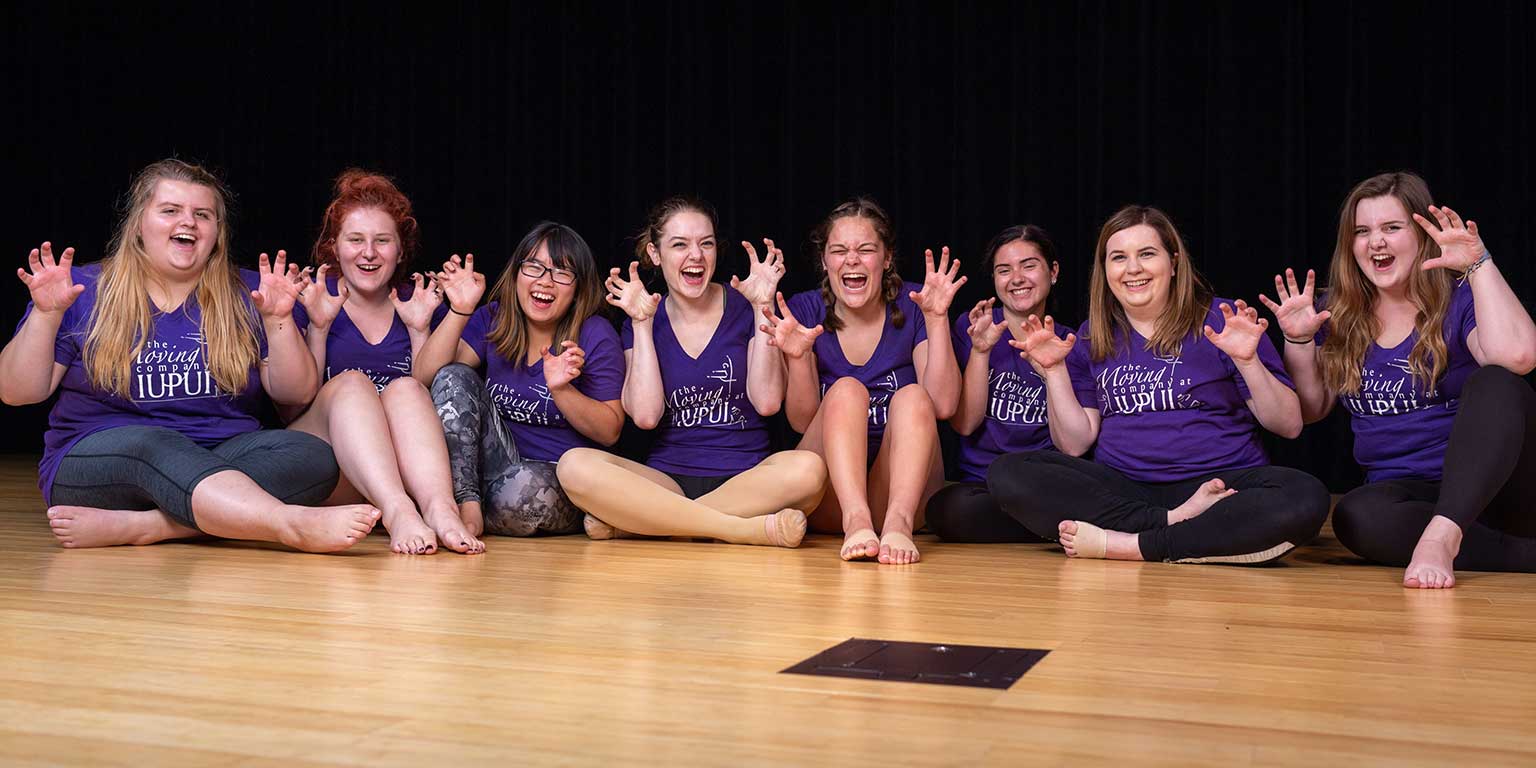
[1167,478,1237,525]
[762,509,807,548]
[840,527,880,561]
[878,530,920,565]
[46,506,200,549]
[382,504,438,555]
[1058,520,1143,561]
[459,500,484,538]
[424,503,484,554]
[1404,515,1462,589]
[275,505,381,553]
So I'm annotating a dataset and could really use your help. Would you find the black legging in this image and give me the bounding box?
[1332,365,1536,572]
[50,425,339,529]
[987,451,1330,562]
[924,482,1047,543]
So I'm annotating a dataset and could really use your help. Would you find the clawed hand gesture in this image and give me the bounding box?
[252,250,304,320]
[1257,268,1329,342]
[1414,205,1487,272]
[761,291,824,359]
[1007,314,1077,374]
[392,271,443,333]
[297,264,349,330]
[909,246,967,316]
[541,340,585,390]
[730,238,786,307]
[605,261,660,322]
[17,242,84,314]
[437,254,485,315]
[966,298,1005,353]
[1203,300,1268,363]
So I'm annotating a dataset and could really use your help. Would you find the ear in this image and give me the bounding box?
[646,242,661,268]
[1049,261,1060,284]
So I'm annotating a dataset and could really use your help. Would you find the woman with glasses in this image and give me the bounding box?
[412,222,623,537]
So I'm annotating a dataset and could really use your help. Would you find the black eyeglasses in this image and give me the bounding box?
[519,261,577,285]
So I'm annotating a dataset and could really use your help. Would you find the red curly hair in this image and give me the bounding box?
[311,169,421,280]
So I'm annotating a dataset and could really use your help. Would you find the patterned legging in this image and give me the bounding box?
[430,363,581,536]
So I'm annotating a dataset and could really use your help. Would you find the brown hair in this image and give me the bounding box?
[1318,172,1451,395]
[310,169,420,282]
[633,196,718,269]
[1087,205,1212,362]
[84,159,259,398]
[808,196,904,333]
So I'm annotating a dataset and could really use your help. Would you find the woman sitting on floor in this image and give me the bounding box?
[413,222,624,537]
[1263,171,1536,588]
[0,159,379,551]
[765,197,964,564]
[989,204,1330,564]
[555,197,826,546]
[286,169,482,554]
[925,224,1069,543]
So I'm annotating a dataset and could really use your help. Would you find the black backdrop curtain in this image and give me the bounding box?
[6,0,1533,490]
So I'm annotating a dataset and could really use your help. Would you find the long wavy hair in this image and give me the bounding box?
[808,196,905,333]
[1087,205,1212,362]
[83,159,259,398]
[486,222,603,363]
[1318,172,1451,395]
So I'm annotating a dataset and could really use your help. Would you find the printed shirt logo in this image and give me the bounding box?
[327,355,412,392]
[987,368,1047,425]
[1096,353,1202,415]
[1344,357,1451,417]
[132,333,224,401]
[668,355,748,429]
[489,381,560,426]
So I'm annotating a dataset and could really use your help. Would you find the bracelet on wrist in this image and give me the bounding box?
[1284,335,1314,345]
[447,303,474,317]
[1458,251,1491,286]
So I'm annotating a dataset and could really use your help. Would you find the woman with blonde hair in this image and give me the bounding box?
[0,159,379,552]
[555,197,825,547]
[414,222,624,536]
[1262,171,1536,588]
[989,205,1329,564]
[287,169,483,554]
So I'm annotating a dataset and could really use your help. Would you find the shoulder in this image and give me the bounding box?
[953,310,973,334]
[579,314,621,346]
[785,289,826,321]
[237,267,262,292]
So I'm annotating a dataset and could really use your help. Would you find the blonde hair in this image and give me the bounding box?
[1087,205,1212,361]
[1318,172,1451,396]
[83,159,260,398]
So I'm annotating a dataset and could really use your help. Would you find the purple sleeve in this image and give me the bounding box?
[429,302,450,332]
[1206,300,1293,398]
[237,268,271,358]
[1068,324,1097,409]
[952,312,973,362]
[620,316,634,351]
[576,317,624,402]
[461,304,494,363]
[1454,281,1478,348]
[902,283,928,346]
[784,290,826,328]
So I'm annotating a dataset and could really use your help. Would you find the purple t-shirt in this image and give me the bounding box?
[461,304,625,462]
[622,289,770,475]
[1067,298,1293,482]
[1336,282,1478,482]
[293,278,447,389]
[952,308,1069,482]
[785,284,928,449]
[20,263,268,502]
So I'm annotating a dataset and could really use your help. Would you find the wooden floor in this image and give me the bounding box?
[2,456,1535,766]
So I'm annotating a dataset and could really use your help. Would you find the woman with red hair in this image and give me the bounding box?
[286,170,483,554]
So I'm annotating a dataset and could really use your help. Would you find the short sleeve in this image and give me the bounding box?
[951,312,973,362]
[1067,326,1097,409]
[1452,281,1478,349]
[576,317,625,402]
[461,304,495,363]
[784,290,826,329]
[620,316,634,351]
[902,283,928,346]
[1206,300,1293,398]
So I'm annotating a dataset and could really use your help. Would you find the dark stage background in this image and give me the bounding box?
[6,1,1534,490]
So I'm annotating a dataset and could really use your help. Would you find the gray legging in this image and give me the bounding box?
[49,425,339,529]
[430,363,581,536]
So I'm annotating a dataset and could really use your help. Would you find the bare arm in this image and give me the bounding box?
[413,254,484,384]
[1204,301,1303,439]
[732,240,789,417]
[606,262,664,428]
[761,292,825,434]
[1009,315,1099,456]
[950,299,1002,436]
[909,247,967,419]
[543,341,624,446]
[1259,268,1335,423]
[253,251,319,407]
[0,243,84,405]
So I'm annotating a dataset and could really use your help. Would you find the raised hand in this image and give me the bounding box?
[730,238,786,307]
[605,260,660,322]
[1007,314,1077,373]
[761,291,824,359]
[298,263,349,330]
[541,340,586,390]
[1202,300,1268,363]
[967,298,1005,353]
[17,242,84,314]
[1415,205,1487,272]
[252,250,305,320]
[1257,268,1330,342]
[392,271,442,333]
[437,253,485,315]
[910,246,967,317]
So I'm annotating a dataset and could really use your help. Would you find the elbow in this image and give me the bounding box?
[932,398,958,422]
[0,388,39,407]
[1505,348,1536,376]
[632,412,660,431]
[1273,416,1304,440]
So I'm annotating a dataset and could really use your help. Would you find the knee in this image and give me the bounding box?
[1282,469,1332,528]
[1330,486,1378,552]
[431,363,480,400]
[381,375,428,402]
[554,448,605,495]
[822,377,870,418]
[890,383,936,422]
[322,369,379,402]
[777,449,829,493]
